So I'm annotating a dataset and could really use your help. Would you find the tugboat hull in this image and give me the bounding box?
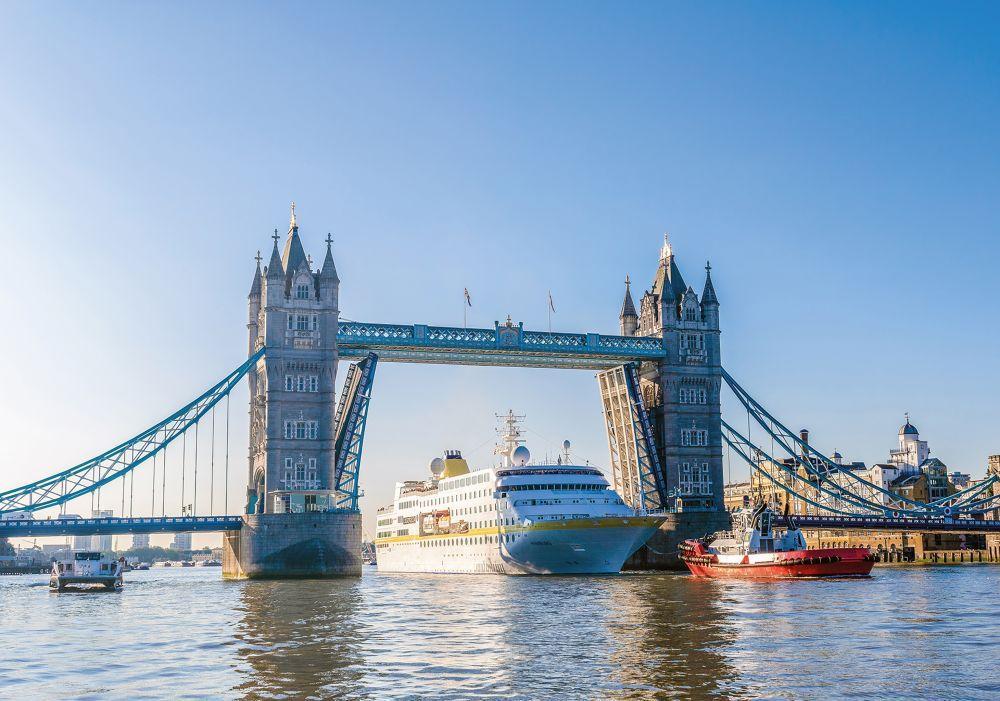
[680,541,876,578]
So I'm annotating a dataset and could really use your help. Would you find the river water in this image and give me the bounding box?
[1,565,997,700]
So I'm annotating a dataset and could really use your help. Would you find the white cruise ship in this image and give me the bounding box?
[374,412,666,575]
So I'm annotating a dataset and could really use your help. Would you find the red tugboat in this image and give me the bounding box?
[680,500,876,578]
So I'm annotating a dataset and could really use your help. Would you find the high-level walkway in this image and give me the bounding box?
[337,320,666,368]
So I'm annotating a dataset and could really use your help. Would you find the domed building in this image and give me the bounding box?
[888,414,929,475]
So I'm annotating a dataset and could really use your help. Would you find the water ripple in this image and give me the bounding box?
[1,566,998,699]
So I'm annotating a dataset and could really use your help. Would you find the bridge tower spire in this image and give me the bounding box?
[619,275,637,336]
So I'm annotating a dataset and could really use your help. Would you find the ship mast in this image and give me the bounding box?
[494,410,526,468]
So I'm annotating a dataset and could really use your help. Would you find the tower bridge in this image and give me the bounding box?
[2,205,998,576]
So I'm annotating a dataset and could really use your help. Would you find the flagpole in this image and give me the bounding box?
[547,290,554,333]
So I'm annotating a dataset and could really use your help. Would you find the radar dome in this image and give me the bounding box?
[429,457,445,478]
[562,440,571,451]
[512,446,531,467]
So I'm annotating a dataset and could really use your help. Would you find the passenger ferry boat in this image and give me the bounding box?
[374,412,665,575]
[680,499,877,578]
[50,551,125,591]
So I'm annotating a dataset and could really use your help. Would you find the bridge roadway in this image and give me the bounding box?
[5,512,1000,540]
[335,321,666,369]
[778,514,1000,533]
[0,516,245,538]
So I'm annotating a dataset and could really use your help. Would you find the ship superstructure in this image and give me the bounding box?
[374,412,665,574]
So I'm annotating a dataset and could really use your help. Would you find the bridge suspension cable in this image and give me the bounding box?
[721,367,999,518]
[0,348,263,515]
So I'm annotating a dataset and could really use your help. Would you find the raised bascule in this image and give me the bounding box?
[2,205,999,577]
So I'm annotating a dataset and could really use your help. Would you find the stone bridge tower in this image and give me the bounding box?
[619,236,728,567]
[225,204,360,579]
[246,203,340,515]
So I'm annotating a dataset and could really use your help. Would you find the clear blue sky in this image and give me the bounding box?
[1,3,998,541]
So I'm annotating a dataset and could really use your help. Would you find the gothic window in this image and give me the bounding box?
[680,333,704,352]
[681,429,709,447]
[295,463,306,481]
[296,315,310,331]
[285,421,318,440]
[679,462,713,495]
[295,284,310,299]
[679,386,707,404]
[685,306,698,322]
[284,374,319,392]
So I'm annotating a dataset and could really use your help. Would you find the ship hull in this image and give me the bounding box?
[377,518,663,575]
[680,542,876,578]
[49,575,123,591]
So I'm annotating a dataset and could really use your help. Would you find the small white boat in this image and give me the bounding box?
[50,551,124,591]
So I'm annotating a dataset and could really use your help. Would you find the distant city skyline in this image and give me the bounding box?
[1,4,998,542]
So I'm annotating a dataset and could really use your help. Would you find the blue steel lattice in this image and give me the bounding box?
[427,327,496,345]
[332,353,378,511]
[0,349,264,515]
[522,331,588,348]
[623,363,668,509]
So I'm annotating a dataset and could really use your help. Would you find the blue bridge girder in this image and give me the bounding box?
[336,321,666,369]
[0,516,247,539]
[332,353,378,510]
[777,514,1000,533]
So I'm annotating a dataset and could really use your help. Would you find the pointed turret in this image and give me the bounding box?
[650,233,687,304]
[701,261,719,305]
[249,251,263,298]
[320,233,339,282]
[701,261,720,330]
[266,233,284,280]
[248,251,263,356]
[281,201,309,279]
[620,275,637,318]
[619,275,637,336]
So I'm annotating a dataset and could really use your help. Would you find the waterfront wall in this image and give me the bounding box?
[625,511,731,570]
[223,511,362,579]
[916,549,999,564]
